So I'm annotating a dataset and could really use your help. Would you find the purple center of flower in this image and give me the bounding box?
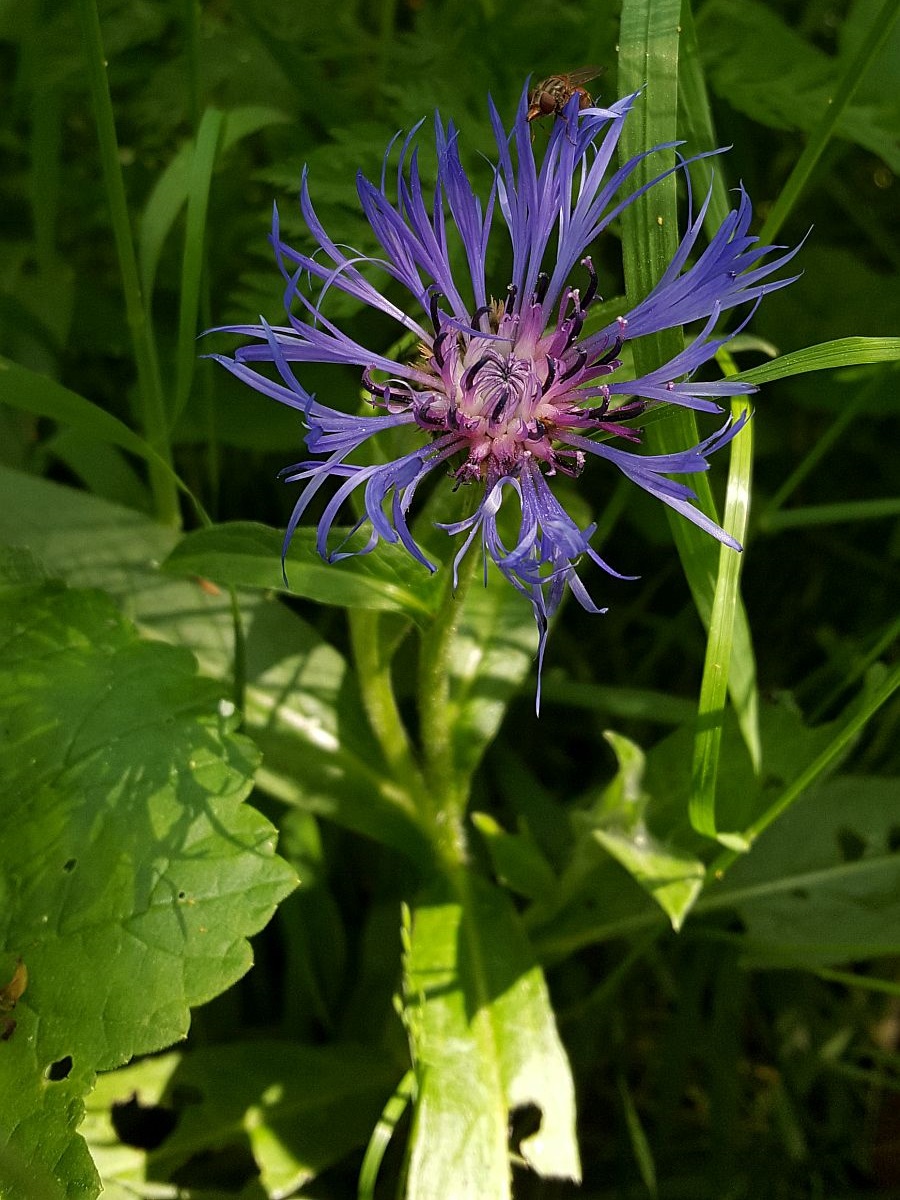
[364,258,643,493]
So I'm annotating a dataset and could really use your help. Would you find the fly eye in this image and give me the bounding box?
[539,92,556,114]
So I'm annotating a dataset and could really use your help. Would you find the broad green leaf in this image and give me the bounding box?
[404,874,580,1198]
[0,583,296,1199]
[83,1041,399,1198]
[163,521,441,620]
[699,777,900,966]
[709,663,900,876]
[0,468,432,866]
[43,427,151,512]
[581,732,705,930]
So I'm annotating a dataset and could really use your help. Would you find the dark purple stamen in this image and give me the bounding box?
[429,290,444,334]
[541,356,558,395]
[580,257,599,309]
[461,356,490,391]
[561,347,587,381]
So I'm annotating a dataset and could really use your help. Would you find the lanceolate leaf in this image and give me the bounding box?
[0,582,296,1199]
[163,521,441,619]
[403,873,580,1199]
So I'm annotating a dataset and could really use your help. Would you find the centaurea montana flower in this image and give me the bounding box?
[211,86,799,705]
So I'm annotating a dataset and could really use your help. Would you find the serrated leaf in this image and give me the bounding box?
[163,521,440,619]
[0,469,431,866]
[0,583,297,1198]
[83,1041,399,1199]
[404,874,580,1199]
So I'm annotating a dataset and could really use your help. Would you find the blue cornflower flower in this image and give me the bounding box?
[211,86,799,701]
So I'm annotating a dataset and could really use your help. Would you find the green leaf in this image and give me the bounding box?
[0,583,297,1197]
[618,0,761,770]
[700,777,900,966]
[403,875,580,1198]
[736,337,900,386]
[446,567,538,781]
[163,521,441,619]
[528,693,866,960]
[83,1041,399,1198]
[139,104,290,302]
[582,732,705,930]
[696,0,900,171]
[470,812,558,902]
[690,403,754,848]
[0,468,432,867]
[0,357,204,520]
[171,105,225,432]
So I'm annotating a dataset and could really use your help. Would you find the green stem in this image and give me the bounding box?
[75,0,179,527]
[417,545,480,846]
[349,610,424,797]
[759,0,900,245]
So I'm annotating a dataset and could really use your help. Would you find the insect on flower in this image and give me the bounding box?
[527,68,603,124]
[210,85,801,709]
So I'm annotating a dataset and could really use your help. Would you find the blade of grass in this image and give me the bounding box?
[710,662,900,879]
[618,0,761,770]
[761,497,900,532]
[170,106,224,435]
[736,337,900,386]
[676,0,731,232]
[0,356,207,526]
[74,0,178,527]
[358,1070,415,1200]
[689,394,754,847]
[759,0,900,245]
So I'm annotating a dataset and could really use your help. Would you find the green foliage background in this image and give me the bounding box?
[0,0,898,1197]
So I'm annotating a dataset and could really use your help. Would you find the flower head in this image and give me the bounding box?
[211,86,800,706]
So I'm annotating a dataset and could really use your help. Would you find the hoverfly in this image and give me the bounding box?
[527,67,603,125]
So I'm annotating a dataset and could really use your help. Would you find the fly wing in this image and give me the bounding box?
[566,66,605,87]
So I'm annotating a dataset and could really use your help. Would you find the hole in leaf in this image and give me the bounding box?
[63,859,77,872]
[836,827,867,862]
[177,891,186,901]
[888,826,900,853]
[509,1102,542,1156]
[171,1143,259,1193]
[112,1094,178,1150]
[1,1018,16,1041]
[46,1056,73,1081]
